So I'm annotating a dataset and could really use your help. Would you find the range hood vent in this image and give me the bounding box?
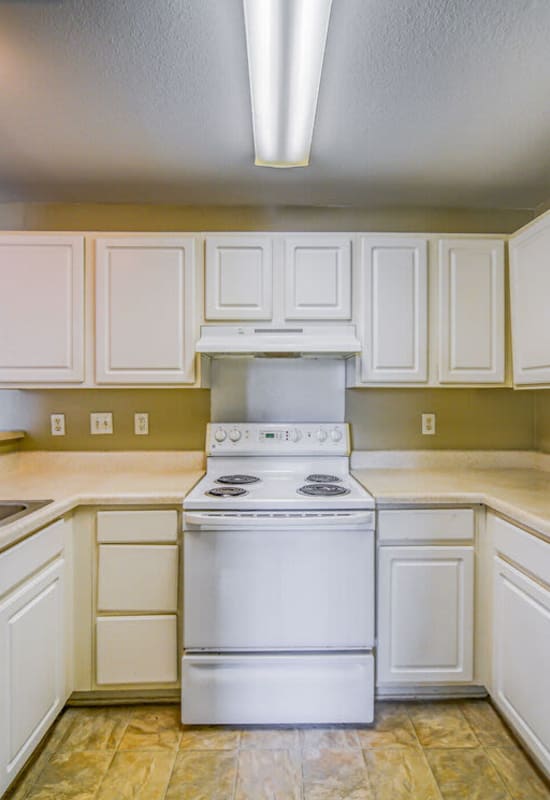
[196,325,361,358]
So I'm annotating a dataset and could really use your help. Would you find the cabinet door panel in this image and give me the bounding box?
[360,237,428,383]
[95,237,196,383]
[284,236,351,319]
[378,545,474,684]
[0,560,65,794]
[439,239,505,383]
[205,236,272,320]
[97,545,178,612]
[510,214,550,384]
[0,235,84,383]
[96,615,177,685]
[493,557,550,774]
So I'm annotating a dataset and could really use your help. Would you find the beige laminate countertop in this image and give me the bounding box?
[353,462,550,540]
[0,451,205,552]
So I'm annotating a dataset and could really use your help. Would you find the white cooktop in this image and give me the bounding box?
[184,424,374,511]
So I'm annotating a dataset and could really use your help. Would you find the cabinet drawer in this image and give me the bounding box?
[96,615,177,685]
[378,508,474,543]
[492,514,550,587]
[182,653,374,725]
[97,510,178,543]
[0,519,64,598]
[97,545,178,611]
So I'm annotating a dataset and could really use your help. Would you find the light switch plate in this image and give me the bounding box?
[90,412,113,435]
[50,414,65,436]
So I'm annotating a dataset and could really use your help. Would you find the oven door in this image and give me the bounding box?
[183,511,374,651]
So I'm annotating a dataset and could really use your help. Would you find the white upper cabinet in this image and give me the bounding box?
[358,236,428,383]
[438,239,505,384]
[509,213,550,385]
[0,235,84,383]
[95,237,197,384]
[205,235,273,320]
[283,236,351,320]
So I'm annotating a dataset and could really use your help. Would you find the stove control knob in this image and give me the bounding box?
[290,428,302,443]
[330,427,343,442]
[229,428,242,442]
[214,427,226,443]
[316,428,328,443]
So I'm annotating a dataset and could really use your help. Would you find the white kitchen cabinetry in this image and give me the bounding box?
[357,236,428,383]
[205,235,273,320]
[438,239,505,384]
[0,235,85,383]
[377,509,474,687]
[0,521,67,796]
[95,237,197,384]
[205,233,353,323]
[283,236,351,320]
[491,514,550,775]
[509,212,550,385]
[94,509,179,687]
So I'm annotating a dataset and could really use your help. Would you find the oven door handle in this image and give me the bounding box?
[183,511,374,529]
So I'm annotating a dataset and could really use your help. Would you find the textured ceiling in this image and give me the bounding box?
[0,0,549,208]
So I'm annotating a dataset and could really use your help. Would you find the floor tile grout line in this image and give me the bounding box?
[159,748,179,800]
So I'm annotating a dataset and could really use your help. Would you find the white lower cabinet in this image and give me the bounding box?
[94,509,180,687]
[0,554,66,794]
[96,615,178,685]
[378,545,474,684]
[491,514,550,775]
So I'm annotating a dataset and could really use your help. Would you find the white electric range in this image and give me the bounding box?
[182,423,375,725]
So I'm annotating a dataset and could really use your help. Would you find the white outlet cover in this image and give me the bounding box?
[421,413,436,435]
[50,413,65,436]
[90,412,113,435]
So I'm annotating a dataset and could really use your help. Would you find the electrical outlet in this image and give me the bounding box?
[90,412,113,435]
[50,413,65,436]
[134,412,149,435]
[422,413,436,435]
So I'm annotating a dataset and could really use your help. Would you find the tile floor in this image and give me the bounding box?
[4,700,550,799]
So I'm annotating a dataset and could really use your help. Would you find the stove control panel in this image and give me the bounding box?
[207,423,350,456]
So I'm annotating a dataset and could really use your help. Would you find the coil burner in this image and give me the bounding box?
[206,486,249,498]
[297,484,351,497]
[305,474,341,483]
[215,475,260,485]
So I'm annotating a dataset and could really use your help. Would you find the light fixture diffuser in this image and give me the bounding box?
[243,0,333,168]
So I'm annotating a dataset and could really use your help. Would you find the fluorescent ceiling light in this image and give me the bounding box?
[243,0,333,168]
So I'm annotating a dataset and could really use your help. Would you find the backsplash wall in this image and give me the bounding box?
[535,390,550,454]
[0,389,210,451]
[347,388,536,451]
[0,386,537,452]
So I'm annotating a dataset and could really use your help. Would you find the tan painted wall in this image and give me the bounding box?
[347,388,536,451]
[0,389,210,451]
[535,390,550,454]
[0,201,533,234]
[0,201,539,452]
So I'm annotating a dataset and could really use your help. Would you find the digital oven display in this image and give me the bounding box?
[260,430,285,440]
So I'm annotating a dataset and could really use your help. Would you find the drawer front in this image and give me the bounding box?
[97,510,178,543]
[96,615,177,685]
[97,545,178,611]
[182,653,374,725]
[492,514,550,587]
[378,508,474,543]
[0,519,64,598]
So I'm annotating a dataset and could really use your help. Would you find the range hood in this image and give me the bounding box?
[196,325,361,357]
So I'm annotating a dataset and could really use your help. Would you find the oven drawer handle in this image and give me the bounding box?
[183,511,374,528]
